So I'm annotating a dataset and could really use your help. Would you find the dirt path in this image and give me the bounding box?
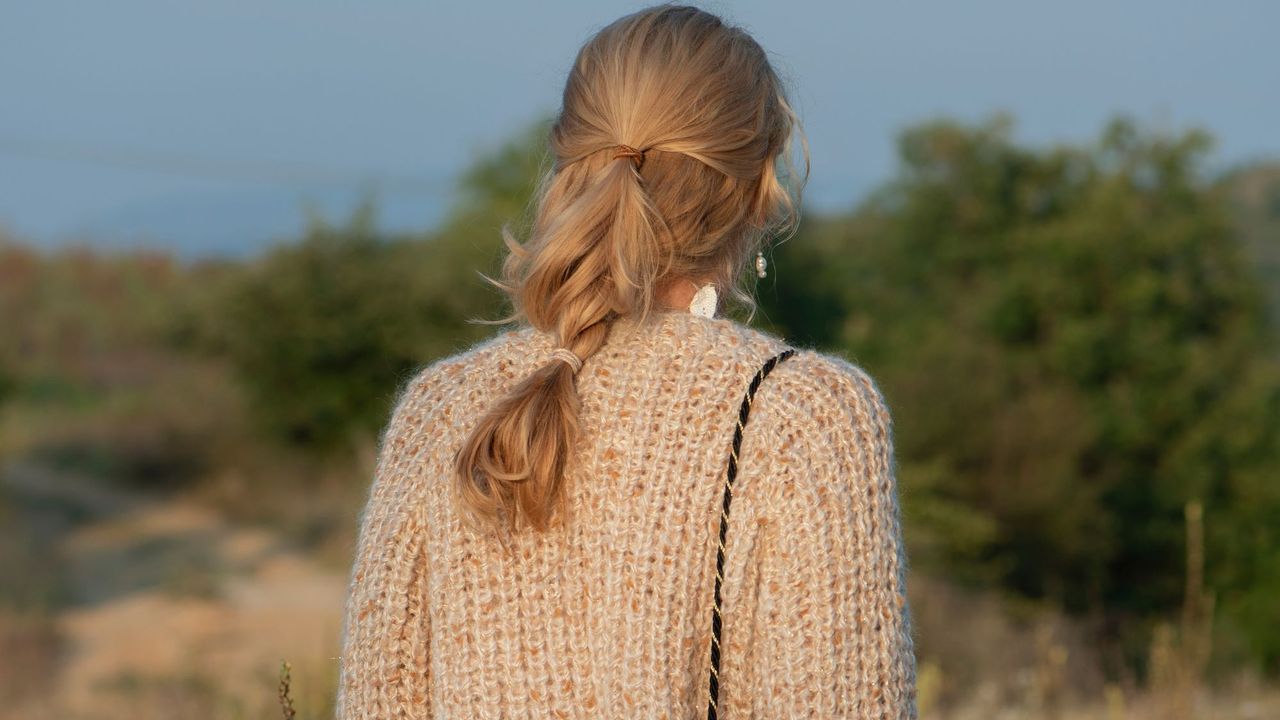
[1,460,348,720]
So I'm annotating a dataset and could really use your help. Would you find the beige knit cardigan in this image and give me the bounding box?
[336,309,918,719]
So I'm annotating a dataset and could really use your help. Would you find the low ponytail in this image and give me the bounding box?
[453,146,671,535]
[452,4,808,536]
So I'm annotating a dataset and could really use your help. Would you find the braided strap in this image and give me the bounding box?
[706,347,797,720]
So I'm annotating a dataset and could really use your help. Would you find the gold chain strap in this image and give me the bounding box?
[705,347,796,720]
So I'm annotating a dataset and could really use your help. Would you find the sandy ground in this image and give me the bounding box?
[2,460,348,720]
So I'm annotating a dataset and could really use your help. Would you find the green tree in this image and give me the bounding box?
[764,113,1280,672]
[198,120,551,447]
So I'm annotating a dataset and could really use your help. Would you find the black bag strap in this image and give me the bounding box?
[705,347,797,720]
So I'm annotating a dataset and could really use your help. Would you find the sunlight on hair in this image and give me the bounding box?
[453,3,809,535]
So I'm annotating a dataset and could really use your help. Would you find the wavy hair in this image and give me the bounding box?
[454,3,809,535]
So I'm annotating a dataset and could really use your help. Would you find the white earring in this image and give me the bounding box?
[755,251,768,278]
[689,283,717,318]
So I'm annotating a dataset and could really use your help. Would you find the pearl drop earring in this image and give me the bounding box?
[755,251,768,278]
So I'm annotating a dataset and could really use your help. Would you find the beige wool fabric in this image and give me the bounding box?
[336,309,918,719]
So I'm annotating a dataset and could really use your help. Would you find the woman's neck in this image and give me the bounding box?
[657,276,713,312]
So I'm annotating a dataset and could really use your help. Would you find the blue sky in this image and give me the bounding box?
[1,1,1275,258]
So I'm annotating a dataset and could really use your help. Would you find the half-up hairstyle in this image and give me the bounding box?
[454,3,809,535]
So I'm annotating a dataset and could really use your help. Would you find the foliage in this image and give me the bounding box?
[0,361,11,409]
[762,113,1280,672]
[4,112,1280,680]
[187,121,552,447]
[0,239,242,487]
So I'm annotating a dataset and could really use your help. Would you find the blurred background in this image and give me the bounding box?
[1,1,1278,718]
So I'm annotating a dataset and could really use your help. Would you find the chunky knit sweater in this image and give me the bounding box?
[336,309,918,719]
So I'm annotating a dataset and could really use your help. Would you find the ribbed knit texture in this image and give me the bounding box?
[335,310,918,719]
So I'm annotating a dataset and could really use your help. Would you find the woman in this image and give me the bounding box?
[336,4,917,718]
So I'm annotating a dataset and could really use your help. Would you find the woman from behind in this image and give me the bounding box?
[336,4,918,718]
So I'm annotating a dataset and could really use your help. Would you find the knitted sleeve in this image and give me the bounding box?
[335,367,442,720]
[748,353,918,718]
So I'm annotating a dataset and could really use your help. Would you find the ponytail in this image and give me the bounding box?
[452,4,807,536]
[453,151,670,535]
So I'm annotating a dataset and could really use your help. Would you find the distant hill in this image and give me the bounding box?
[1219,160,1280,330]
[22,184,450,262]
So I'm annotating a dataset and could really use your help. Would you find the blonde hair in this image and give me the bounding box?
[453,3,809,535]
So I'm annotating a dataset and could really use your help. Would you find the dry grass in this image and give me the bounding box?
[912,499,1280,720]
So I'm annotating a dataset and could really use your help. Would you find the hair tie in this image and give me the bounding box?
[612,144,645,168]
[549,347,583,373]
